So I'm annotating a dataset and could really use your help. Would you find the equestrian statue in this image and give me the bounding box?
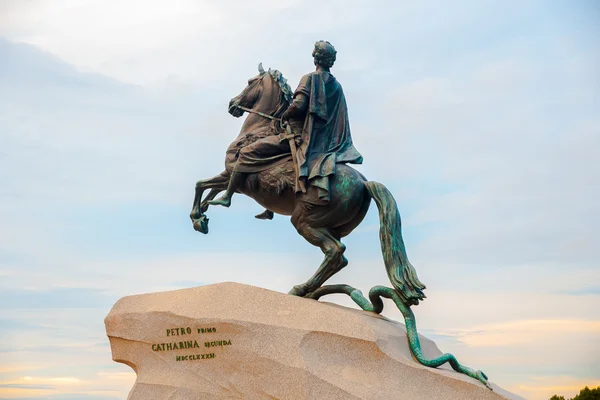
[189,41,492,389]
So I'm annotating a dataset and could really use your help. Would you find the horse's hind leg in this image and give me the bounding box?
[289,219,348,297]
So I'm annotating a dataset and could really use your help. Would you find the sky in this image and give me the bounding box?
[0,0,599,399]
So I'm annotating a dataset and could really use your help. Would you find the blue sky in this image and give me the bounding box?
[0,1,599,399]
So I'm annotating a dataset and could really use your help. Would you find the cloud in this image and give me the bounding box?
[0,384,55,390]
[0,288,114,310]
[0,396,121,400]
[0,366,135,399]
[510,376,600,400]
[0,2,599,400]
[10,0,593,88]
[359,54,600,270]
[566,287,600,296]
[425,318,600,400]
[440,319,600,348]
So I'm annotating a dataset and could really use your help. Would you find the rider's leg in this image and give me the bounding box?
[207,169,245,207]
[209,136,290,208]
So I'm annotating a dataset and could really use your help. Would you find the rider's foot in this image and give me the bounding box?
[255,210,274,220]
[208,195,232,207]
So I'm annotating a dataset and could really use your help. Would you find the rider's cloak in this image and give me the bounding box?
[294,71,363,204]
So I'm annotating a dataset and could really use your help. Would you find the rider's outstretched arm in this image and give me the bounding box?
[282,93,308,120]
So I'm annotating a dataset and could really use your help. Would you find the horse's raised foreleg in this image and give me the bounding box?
[190,171,230,220]
[289,218,348,297]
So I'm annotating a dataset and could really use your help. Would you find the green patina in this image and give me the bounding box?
[190,43,494,392]
[307,284,491,389]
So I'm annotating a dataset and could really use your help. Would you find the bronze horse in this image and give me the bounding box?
[190,65,425,304]
[188,65,495,388]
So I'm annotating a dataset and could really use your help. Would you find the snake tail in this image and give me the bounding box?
[306,284,492,390]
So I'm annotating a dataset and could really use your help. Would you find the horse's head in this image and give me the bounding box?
[228,63,292,119]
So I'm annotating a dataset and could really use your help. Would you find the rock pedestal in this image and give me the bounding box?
[105,282,521,400]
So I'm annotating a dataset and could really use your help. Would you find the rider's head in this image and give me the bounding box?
[312,41,336,69]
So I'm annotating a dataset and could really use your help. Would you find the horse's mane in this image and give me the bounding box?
[266,68,293,124]
[267,68,293,104]
[243,68,295,194]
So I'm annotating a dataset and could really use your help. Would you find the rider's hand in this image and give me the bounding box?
[294,136,303,146]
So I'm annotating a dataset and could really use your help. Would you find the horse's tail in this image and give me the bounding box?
[364,181,426,306]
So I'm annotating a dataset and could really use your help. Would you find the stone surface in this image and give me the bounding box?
[105,282,523,400]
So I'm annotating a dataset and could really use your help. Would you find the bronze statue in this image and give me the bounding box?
[189,41,492,388]
[208,40,362,208]
[191,41,423,300]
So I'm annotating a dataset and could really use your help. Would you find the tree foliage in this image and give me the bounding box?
[549,386,600,400]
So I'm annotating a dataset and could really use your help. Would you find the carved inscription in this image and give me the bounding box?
[205,339,232,348]
[151,341,200,351]
[151,326,232,361]
[176,353,215,361]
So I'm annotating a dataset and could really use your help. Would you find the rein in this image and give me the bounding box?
[232,104,282,123]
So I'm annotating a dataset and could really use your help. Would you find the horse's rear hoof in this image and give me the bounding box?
[288,284,309,297]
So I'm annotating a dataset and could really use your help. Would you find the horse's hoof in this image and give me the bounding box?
[192,215,209,234]
[340,255,349,268]
[288,284,309,297]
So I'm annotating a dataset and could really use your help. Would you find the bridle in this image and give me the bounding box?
[229,72,287,127]
[229,85,303,192]
[230,103,281,122]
